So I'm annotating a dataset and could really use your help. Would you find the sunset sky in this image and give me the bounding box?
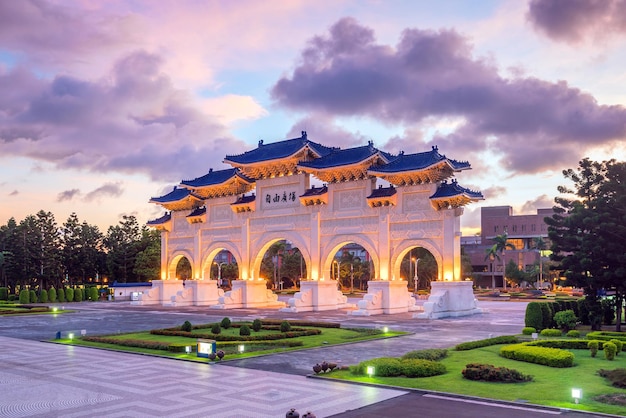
[1,0,625,235]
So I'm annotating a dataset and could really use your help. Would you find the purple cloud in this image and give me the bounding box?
[271,18,626,175]
[57,189,80,202]
[0,50,245,181]
[527,0,626,43]
[520,194,554,213]
[85,182,124,202]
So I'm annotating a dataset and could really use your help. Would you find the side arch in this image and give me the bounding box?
[167,251,195,280]
[391,239,443,281]
[321,234,379,281]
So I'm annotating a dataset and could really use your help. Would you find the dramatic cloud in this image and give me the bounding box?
[57,189,80,202]
[0,50,248,181]
[85,182,124,202]
[271,18,626,174]
[527,0,626,43]
[520,194,554,213]
[9,190,18,196]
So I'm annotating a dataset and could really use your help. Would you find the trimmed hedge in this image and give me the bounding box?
[65,288,74,302]
[402,349,448,361]
[539,328,562,337]
[0,287,8,300]
[74,288,83,302]
[151,327,322,341]
[566,330,580,338]
[525,302,543,331]
[454,335,519,351]
[605,342,617,360]
[57,288,65,302]
[39,289,48,303]
[522,327,536,335]
[29,290,37,303]
[19,290,29,304]
[526,339,603,350]
[587,331,626,342]
[352,357,446,378]
[500,343,574,367]
[462,363,533,383]
[48,287,57,303]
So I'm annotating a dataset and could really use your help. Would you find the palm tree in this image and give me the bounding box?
[484,246,499,289]
[492,233,515,290]
[533,237,547,289]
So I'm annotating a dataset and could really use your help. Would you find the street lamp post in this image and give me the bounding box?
[350,263,354,294]
[412,258,420,294]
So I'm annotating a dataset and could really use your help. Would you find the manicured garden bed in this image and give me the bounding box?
[59,318,407,361]
[320,340,626,415]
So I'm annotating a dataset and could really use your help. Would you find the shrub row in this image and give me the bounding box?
[259,319,341,328]
[539,329,562,337]
[15,287,101,304]
[351,357,446,378]
[151,327,322,341]
[454,335,519,351]
[402,349,448,361]
[82,336,171,350]
[499,344,574,368]
[587,331,626,342]
[462,363,533,383]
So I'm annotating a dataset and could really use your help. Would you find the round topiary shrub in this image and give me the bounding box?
[280,321,291,332]
[462,363,532,383]
[19,289,30,304]
[252,319,262,332]
[554,309,577,331]
[0,287,8,300]
[605,342,617,361]
[74,288,83,302]
[211,323,221,334]
[57,288,66,303]
[539,328,562,337]
[88,287,99,301]
[240,325,251,336]
[181,321,192,332]
[588,340,599,357]
[522,327,536,335]
[39,289,48,303]
[220,317,231,329]
[610,339,623,354]
[525,302,543,331]
[29,290,37,303]
[48,287,57,303]
[566,330,580,338]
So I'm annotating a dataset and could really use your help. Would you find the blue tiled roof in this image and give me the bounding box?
[369,146,470,173]
[149,187,202,203]
[187,207,206,217]
[147,213,171,225]
[232,194,256,204]
[298,143,394,169]
[367,185,397,199]
[300,185,328,197]
[224,131,335,164]
[180,168,253,187]
[430,180,483,199]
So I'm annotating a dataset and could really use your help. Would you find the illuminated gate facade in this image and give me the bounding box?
[145,132,483,316]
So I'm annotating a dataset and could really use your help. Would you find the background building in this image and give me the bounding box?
[462,206,555,289]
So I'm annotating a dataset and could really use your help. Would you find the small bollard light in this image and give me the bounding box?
[572,388,582,404]
[238,344,245,353]
[366,366,375,377]
[383,326,388,333]
[52,307,58,313]
[185,345,192,354]
[68,332,74,340]
[531,332,538,340]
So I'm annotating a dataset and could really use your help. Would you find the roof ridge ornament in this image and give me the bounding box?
[301,130,307,139]
[258,139,264,146]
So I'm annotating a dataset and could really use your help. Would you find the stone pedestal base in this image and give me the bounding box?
[185,280,223,306]
[280,280,354,312]
[415,281,482,319]
[350,280,418,316]
[211,280,285,309]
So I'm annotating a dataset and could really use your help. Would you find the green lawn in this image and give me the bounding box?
[61,323,407,361]
[0,304,70,315]
[322,344,626,415]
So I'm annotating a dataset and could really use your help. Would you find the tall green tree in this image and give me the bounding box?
[61,213,105,285]
[134,229,161,281]
[104,215,142,283]
[547,158,626,331]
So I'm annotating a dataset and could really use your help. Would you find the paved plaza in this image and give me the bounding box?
[0,300,612,417]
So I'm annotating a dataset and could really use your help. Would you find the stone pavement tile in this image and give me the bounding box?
[0,336,406,418]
